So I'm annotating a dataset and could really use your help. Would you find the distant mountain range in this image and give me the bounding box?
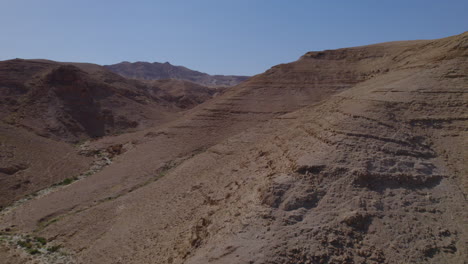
[104,61,250,87]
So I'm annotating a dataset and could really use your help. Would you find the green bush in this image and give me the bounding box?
[53,177,78,187]
[47,245,61,253]
[28,248,40,255]
[17,240,33,249]
[62,178,74,185]
[35,236,47,245]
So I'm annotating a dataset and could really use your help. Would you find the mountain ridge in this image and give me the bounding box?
[104,61,250,87]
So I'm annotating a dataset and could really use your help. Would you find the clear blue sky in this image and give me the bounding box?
[1,0,467,75]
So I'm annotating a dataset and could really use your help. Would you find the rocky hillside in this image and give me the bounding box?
[105,61,249,87]
[144,79,224,109]
[0,59,219,209]
[0,32,466,264]
[0,59,219,142]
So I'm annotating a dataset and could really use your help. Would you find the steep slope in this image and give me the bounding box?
[0,59,214,208]
[0,59,184,142]
[0,33,466,264]
[105,61,249,87]
[182,57,467,264]
[0,124,91,208]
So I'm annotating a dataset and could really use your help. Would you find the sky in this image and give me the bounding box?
[0,0,467,76]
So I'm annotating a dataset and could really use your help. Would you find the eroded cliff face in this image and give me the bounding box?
[184,61,466,264]
[0,32,466,264]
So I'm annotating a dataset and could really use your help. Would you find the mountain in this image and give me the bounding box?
[0,32,467,264]
[104,61,250,87]
[0,59,173,142]
[0,58,219,209]
[0,59,220,142]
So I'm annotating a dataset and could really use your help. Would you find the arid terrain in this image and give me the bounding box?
[0,59,220,209]
[0,32,466,264]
